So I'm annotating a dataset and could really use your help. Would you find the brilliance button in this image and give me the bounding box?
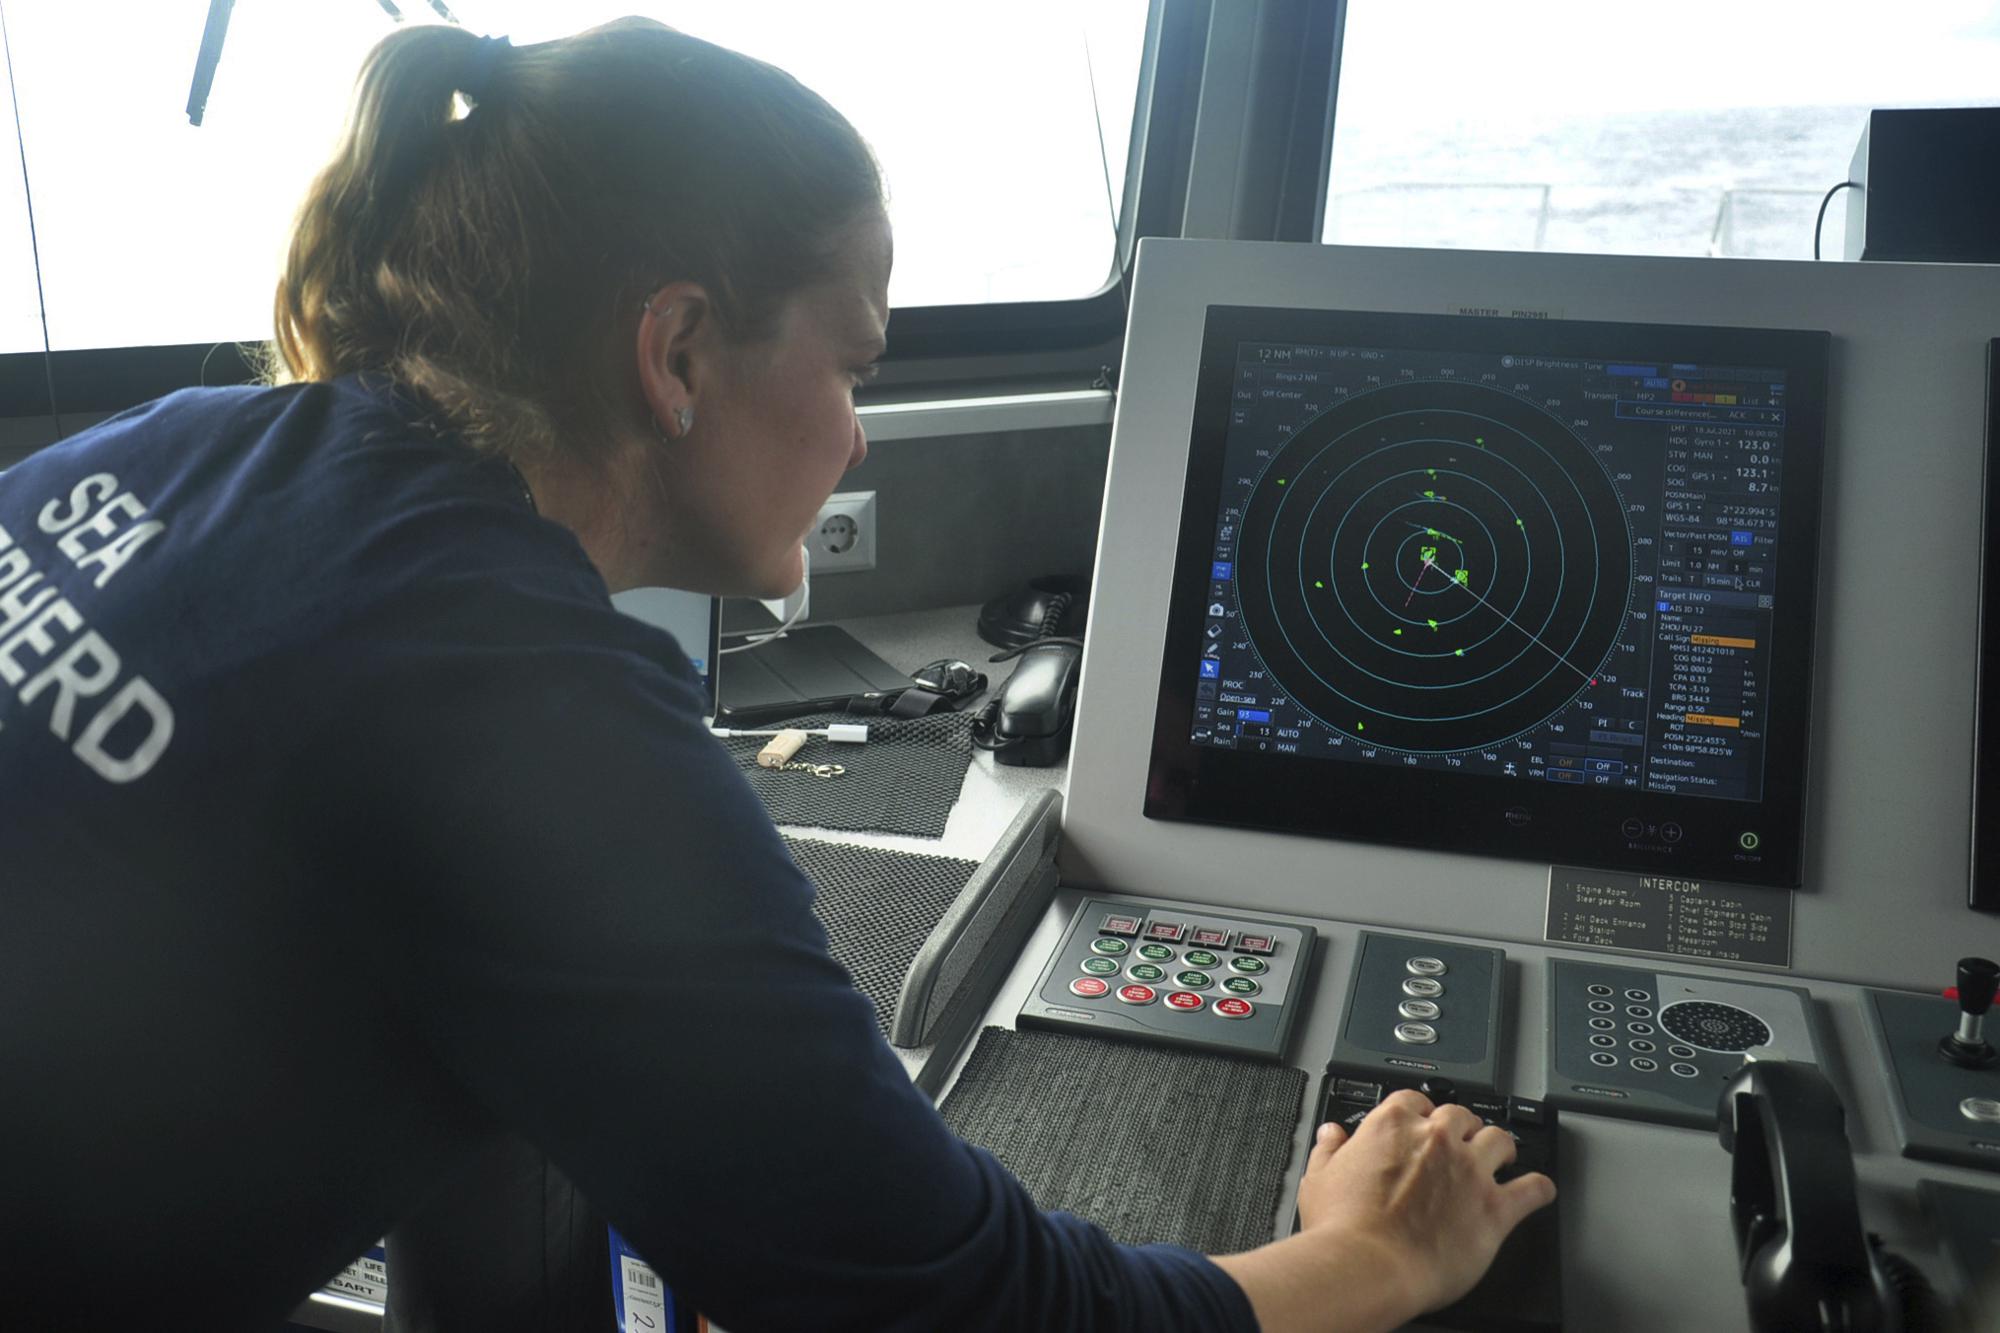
[1128,963,1166,982]
[1223,976,1262,996]
[1137,943,1175,962]
[1080,957,1120,976]
[1068,977,1110,998]
[1089,938,1129,956]
[1230,956,1269,975]
[1214,997,1255,1019]
[1175,970,1213,989]
[1117,984,1157,1005]
[1166,991,1205,1011]
[1184,950,1222,969]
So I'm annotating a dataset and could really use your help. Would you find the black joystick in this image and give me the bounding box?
[1419,1076,1457,1106]
[1938,957,1999,1069]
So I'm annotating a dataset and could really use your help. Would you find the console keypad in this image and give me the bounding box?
[1547,959,1822,1129]
[1023,897,1315,1061]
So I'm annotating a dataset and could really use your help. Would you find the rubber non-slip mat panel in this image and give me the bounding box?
[785,836,977,1041]
[726,712,973,837]
[939,1027,1306,1254]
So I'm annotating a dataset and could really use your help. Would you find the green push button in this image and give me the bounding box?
[1175,970,1213,989]
[1080,957,1120,976]
[1137,943,1175,962]
[1089,937,1129,956]
[1223,976,1261,996]
[1229,956,1269,975]
[1184,950,1221,969]
[1128,962,1166,982]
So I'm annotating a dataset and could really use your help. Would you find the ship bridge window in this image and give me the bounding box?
[0,1,1147,358]
[1323,0,2000,260]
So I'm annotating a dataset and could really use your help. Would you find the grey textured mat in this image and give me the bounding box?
[940,1027,1307,1254]
[727,711,974,837]
[786,836,978,1041]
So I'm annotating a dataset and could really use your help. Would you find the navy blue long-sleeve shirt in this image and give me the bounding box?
[0,377,1258,1332]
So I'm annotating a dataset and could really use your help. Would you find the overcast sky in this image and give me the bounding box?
[1340,0,2000,120]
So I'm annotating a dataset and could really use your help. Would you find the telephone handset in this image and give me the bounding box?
[1717,1059,1921,1332]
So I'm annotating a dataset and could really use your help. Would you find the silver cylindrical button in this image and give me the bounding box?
[1397,998,1440,1021]
[1961,1096,2000,1125]
[1402,976,1444,999]
[1394,1022,1438,1045]
[1405,956,1447,977]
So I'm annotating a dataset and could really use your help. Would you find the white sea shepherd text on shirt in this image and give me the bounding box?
[0,472,173,782]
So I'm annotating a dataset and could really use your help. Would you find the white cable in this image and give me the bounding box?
[720,548,812,655]
[710,723,869,744]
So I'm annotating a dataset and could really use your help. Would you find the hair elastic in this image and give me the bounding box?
[460,34,511,104]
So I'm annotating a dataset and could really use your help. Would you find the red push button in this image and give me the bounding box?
[1214,997,1255,1019]
[1099,914,1142,937]
[1235,934,1277,955]
[1069,977,1111,998]
[1117,984,1158,1005]
[1165,991,1205,1011]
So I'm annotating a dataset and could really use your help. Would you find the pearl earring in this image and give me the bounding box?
[676,407,695,435]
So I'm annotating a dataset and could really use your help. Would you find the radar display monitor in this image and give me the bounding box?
[1145,307,1829,887]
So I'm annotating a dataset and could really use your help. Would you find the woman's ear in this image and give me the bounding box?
[635,282,713,439]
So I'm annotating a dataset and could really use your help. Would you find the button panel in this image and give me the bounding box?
[1330,932,1506,1091]
[1023,897,1315,1062]
[1548,959,1824,1130]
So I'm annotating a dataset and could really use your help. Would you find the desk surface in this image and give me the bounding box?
[793,604,1066,863]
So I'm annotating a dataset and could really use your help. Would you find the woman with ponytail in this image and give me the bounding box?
[0,19,1550,1333]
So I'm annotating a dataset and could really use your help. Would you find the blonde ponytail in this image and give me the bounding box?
[274,19,881,463]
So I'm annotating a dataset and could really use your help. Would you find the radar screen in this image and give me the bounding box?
[1145,307,1829,887]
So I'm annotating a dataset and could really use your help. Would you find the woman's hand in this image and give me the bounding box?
[1297,1089,1556,1315]
[1212,1088,1555,1333]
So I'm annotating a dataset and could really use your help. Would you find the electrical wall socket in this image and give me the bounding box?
[812,491,876,573]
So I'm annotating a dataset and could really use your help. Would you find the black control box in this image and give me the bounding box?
[1312,1068,1562,1332]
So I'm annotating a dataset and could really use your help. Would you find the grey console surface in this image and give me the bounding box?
[1017,895,1317,1060]
[1867,989,2000,1171]
[1547,959,1823,1128]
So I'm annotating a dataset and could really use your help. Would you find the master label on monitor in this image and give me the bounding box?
[1146,307,1829,887]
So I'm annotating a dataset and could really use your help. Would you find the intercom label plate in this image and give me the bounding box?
[1545,865,1793,968]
